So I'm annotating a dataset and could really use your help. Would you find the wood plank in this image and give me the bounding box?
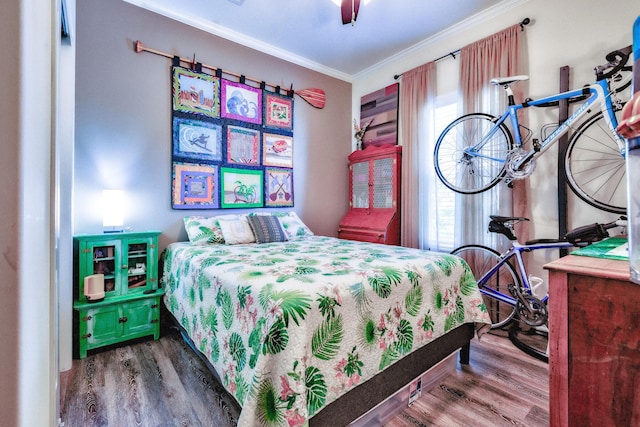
[547,268,569,427]
[546,256,640,426]
[158,330,241,426]
[386,332,548,427]
[60,328,548,427]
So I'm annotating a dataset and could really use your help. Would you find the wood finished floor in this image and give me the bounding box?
[59,327,548,427]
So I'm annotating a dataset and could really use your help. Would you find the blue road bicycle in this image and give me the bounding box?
[434,46,632,213]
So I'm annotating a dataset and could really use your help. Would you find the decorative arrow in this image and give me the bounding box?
[294,88,326,109]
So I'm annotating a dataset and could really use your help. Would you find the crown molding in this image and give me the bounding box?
[353,0,530,80]
[123,0,353,83]
[124,0,528,82]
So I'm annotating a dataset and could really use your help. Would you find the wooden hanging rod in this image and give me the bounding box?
[134,40,292,95]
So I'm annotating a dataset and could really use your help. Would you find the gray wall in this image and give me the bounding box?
[75,0,352,250]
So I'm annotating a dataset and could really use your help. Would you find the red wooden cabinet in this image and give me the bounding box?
[338,145,402,245]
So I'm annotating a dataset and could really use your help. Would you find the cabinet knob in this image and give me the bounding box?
[81,333,92,339]
[122,264,128,269]
[119,316,128,323]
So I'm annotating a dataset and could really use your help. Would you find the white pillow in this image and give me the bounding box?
[217,218,256,245]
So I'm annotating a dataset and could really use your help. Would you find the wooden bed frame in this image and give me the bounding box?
[165,306,474,426]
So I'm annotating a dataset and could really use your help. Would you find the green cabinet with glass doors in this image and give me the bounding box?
[73,231,163,358]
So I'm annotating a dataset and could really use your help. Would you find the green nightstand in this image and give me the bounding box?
[73,231,164,358]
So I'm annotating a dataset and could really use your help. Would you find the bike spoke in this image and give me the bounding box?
[451,245,519,329]
[566,111,627,213]
[435,114,511,194]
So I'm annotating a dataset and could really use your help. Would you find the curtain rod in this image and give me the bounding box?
[393,17,531,80]
[134,40,293,95]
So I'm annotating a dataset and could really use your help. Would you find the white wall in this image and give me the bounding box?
[353,0,637,278]
[57,0,76,373]
[0,0,56,425]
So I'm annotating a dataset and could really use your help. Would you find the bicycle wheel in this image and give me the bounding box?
[565,109,627,214]
[434,113,513,194]
[451,244,520,329]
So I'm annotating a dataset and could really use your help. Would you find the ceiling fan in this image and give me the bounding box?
[340,0,360,25]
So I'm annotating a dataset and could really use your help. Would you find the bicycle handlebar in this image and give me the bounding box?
[595,45,632,81]
[488,215,626,246]
[564,216,627,246]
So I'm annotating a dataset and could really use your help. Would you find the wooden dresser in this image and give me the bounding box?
[545,255,640,427]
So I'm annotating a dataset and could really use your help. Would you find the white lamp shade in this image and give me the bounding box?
[102,190,124,228]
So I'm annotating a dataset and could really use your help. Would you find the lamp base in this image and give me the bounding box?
[103,227,124,234]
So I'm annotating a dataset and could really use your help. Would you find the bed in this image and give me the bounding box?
[161,212,492,426]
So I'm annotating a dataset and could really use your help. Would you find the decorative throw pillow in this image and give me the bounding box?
[276,211,314,240]
[183,216,225,244]
[217,218,256,245]
[247,215,288,243]
[183,214,249,244]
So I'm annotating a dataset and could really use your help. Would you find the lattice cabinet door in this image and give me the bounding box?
[372,156,396,209]
[351,160,370,209]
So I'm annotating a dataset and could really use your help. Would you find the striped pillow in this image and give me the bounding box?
[247,215,288,243]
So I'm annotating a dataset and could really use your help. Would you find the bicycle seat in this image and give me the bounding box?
[490,75,530,87]
[488,216,530,240]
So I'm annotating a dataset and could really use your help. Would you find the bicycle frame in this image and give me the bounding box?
[475,240,574,307]
[467,73,631,170]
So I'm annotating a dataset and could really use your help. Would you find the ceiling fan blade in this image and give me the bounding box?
[341,0,360,25]
[295,88,326,109]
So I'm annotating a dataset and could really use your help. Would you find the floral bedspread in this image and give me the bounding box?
[162,236,491,427]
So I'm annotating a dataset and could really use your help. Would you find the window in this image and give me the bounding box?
[421,92,459,252]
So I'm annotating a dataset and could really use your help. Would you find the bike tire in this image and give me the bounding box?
[451,244,520,329]
[434,113,513,194]
[565,109,627,214]
[508,325,548,363]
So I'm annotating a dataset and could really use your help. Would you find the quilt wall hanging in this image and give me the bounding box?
[170,66,294,209]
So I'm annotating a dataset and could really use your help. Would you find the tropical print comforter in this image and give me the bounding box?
[162,236,491,427]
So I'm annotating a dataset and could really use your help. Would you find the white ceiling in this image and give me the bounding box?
[125,0,518,80]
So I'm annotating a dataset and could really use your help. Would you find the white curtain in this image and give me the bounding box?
[399,62,436,249]
[455,23,528,250]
